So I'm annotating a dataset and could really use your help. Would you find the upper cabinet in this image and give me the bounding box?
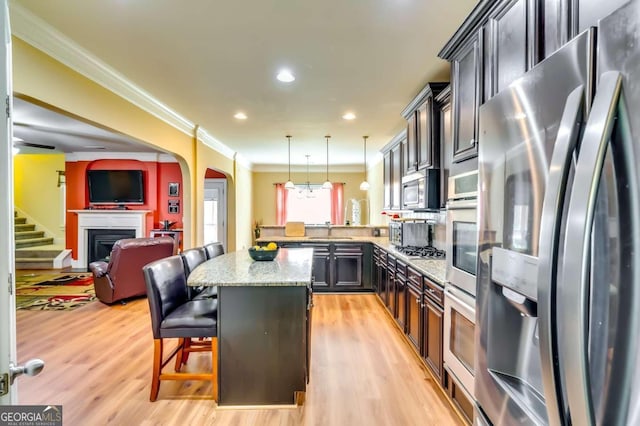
[382,130,407,211]
[402,83,447,175]
[435,86,452,208]
[451,35,481,163]
[439,0,540,167]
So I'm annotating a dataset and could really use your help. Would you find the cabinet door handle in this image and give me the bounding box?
[416,298,421,305]
[469,139,476,147]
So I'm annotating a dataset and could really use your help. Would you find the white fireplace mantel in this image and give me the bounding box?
[71,209,151,268]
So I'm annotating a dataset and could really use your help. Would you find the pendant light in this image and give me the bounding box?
[359,135,370,191]
[297,155,316,198]
[284,135,295,190]
[322,135,333,189]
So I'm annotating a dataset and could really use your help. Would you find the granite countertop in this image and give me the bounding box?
[256,236,446,285]
[257,236,390,244]
[187,248,313,287]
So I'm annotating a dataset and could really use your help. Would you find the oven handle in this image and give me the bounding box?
[444,286,475,321]
[536,85,585,426]
[446,199,477,210]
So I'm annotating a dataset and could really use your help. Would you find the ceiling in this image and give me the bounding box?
[13,96,165,154]
[12,0,477,169]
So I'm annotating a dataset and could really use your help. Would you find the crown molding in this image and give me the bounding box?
[195,127,235,160]
[65,152,177,162]
[10,3,239,163]
[380,128,407,153]
[252,164,364,173]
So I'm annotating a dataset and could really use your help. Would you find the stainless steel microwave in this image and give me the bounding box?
[401,169,440,211]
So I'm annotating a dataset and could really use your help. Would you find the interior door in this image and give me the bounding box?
[0,0,15,403]
[203,178,226,251]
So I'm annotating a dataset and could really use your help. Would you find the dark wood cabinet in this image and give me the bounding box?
[435,86,452,208]
[385,255,396,314]
[382,132,406,211]
[405,112,418,175]
[375,248,387,304]
[334,244,363,288]
[303,243,369,291]
[485,0,538,100]
[406,284,422,352]
[451,34,481,163]
[308,244,330,289]
[416,98,434,169]
[394,260,408,331]
[402,83,447,176]
[424,297,444,383]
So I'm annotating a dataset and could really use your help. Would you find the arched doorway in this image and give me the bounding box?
[204,168,227,251]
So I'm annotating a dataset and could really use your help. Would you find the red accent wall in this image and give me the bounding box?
[205,168,226,178]
[65,159,183,258]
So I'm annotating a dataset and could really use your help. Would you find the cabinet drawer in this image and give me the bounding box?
[396,260,407,277]
[423,277,444,306]
[387,255,396,270]
[334,244,363,254]
[407,267,422,288]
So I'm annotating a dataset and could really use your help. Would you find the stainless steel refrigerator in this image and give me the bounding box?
[476,1,640,424]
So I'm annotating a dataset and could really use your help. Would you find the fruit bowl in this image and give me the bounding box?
[248,247,279,261]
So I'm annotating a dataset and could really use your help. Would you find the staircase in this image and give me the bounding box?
[14,211,61,270]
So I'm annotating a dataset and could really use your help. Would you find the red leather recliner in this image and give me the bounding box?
[89,236,176,304]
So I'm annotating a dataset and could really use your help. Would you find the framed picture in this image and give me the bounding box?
[168,182,180,197]
[168,200,180,214]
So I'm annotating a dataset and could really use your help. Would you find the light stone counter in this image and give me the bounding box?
[187,247,313,287]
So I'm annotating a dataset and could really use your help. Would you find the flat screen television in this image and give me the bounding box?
[87,170,144,204]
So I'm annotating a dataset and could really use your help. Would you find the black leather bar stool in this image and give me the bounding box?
[143,255,218,402]
[180,247,209,299]
[204,242,224,260]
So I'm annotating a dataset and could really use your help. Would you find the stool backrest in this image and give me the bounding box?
[204,242,225,260]
[181,247,208,277]
[143,255,189,338]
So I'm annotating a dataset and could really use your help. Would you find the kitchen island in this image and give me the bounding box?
[187,248,313,406]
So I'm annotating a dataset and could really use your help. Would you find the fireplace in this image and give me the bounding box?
[71,209,151,269]
[87,229,137,264]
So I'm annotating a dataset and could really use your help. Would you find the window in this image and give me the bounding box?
[276,182,344,225]
[286,185,331,224]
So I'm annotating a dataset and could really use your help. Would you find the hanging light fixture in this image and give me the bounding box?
[284,135,295,190]
[359,135,370,191]
[322,135,333,189]
[297,155,316,198]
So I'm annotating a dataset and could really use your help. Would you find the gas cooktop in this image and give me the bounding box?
[395,245,446,259]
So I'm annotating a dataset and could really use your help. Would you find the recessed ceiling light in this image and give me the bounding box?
[342,112,356,120]
[234,112,248,120]
[276,69,295,83]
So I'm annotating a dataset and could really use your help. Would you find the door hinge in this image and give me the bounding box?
[0,373,8,396]
[7,273,12,295]
[5,96,10,119]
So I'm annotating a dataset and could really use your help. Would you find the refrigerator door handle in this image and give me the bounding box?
[560,71,636,425]
[537,85,584,426]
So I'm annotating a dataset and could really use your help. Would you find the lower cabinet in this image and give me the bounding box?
[406,284,422,351]
[302,243,371,291]
[395,261,408,331]
[423,297,444,384]
[374,248,387,304]
[386,255,396,314]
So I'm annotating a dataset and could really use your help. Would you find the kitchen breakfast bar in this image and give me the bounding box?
[187,248,313,406]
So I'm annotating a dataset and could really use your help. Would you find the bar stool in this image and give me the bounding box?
[143,255,218,401]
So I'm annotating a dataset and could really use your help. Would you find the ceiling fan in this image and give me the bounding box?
[13,137,55,150]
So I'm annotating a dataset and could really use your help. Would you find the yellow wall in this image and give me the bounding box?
[367,160,386,225]
[13,154,66,241]
[234,163,253,249]
[252,171,373,226]
[12,37,251,252]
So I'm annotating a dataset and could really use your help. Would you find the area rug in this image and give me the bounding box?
[15,272,96,311]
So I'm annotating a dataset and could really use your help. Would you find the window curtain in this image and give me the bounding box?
[275,183,288,225]
[331,183,344,225]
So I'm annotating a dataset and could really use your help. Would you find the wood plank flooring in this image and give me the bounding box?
[16,293,462,425]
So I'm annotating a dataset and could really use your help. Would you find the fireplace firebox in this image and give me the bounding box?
[87,229,137,265]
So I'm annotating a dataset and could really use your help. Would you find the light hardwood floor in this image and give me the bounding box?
[16,293,462,425]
